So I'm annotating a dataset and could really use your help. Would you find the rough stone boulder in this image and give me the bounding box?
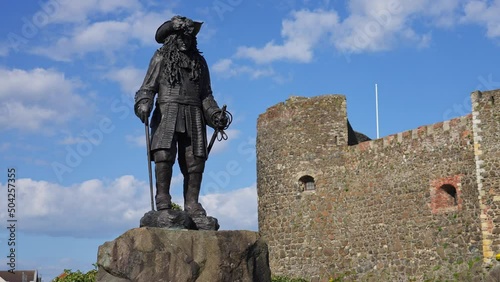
[96,228,271,282]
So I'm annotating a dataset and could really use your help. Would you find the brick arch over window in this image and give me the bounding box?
[299,175,315,191]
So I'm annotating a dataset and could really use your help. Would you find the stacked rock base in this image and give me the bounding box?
[96,228,271,282]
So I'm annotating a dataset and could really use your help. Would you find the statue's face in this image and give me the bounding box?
[176,33,194,52]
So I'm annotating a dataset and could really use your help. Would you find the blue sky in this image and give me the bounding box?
[0,0,499,280]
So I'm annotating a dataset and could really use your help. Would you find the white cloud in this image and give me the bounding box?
[106,66,145,96]
[334,2,410,53]
[236,2,440,61]
[212,59,234,74]
[127,10,173,45]
[227,0,494,69]
[48,0,142,23]
[236,9,339,64]
[0,176,150,238]
[462,0,500,38]
[0,176,257,237]
[196,1,471,81]
[32,9,172,61]
[32,21,127,61]
[0,68,88,132]
[333,0,461,54]
[424,0,462,27]
[212,59,278,80]
[200,185,258,231]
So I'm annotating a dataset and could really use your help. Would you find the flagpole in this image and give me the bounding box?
[375,83,379,139]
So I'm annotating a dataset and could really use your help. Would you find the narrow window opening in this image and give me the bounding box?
[430,177,462,214]
[440,184,458,206]
[299,175,315,191]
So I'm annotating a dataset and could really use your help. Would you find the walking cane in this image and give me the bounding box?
[144,118,155,211]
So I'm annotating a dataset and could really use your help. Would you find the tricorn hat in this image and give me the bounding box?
[155,15,203,44]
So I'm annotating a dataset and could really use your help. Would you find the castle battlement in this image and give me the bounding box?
[351,113,473,153]
[257,89,500,281]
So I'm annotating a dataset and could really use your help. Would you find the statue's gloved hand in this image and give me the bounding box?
[211,110,229,130]
[135,103,151,123]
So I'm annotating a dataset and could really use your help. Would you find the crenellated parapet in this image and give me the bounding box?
[350,114,473,153]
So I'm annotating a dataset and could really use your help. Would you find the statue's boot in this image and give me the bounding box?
[155,161,172,210]
[183,172,207,216]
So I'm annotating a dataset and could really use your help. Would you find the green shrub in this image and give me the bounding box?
[52,265,97,282]
[172,202,182,210]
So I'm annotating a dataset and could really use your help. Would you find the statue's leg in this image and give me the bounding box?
[153,147,176,210]
[178,133,206,216]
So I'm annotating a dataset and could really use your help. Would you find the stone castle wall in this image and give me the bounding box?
[472,90,500,265]
[257,90,500,281]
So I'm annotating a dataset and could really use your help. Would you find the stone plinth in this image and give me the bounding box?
[96,228,271,282]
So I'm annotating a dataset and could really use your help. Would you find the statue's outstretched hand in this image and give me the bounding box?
[135,103,151,124]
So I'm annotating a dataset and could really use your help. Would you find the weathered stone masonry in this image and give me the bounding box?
[472,90,500,265]
[257,90,499,281]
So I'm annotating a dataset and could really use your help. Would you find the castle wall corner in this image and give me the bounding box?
[471,89,500,265]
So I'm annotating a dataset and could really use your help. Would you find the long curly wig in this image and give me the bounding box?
[158,34,203,86]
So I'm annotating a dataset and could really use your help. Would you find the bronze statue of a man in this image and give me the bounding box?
[134,15,227,216]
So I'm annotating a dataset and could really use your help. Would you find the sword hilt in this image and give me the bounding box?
[207,105,232,157]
